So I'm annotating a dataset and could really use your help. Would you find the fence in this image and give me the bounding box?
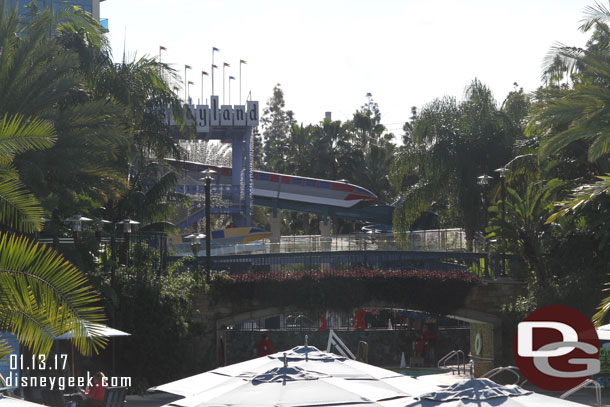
[171,228,470,257]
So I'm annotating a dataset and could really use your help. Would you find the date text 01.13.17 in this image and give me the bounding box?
[10,354,68,371]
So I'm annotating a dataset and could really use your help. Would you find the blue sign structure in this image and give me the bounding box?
[169,97,258,227]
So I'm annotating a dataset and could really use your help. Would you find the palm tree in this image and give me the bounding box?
[0,1,107,359]
[532,1,610,163]
[0,113,107,358]
[486,179,568,285]
[392,80,517,248]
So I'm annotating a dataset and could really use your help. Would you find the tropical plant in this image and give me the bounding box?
[392,80,518,248]
[0,2,128,218]
[0,1,107,360]
[486,179,568,284]
[532,1,610,163]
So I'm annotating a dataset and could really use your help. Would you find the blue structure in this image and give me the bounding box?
[171,97,258,227]
[4,0,105,21]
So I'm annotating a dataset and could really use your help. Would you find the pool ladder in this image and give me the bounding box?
[437,350,467,375]
[482,366,602,407]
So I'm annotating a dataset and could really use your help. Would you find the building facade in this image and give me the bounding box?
[5,0,104,21]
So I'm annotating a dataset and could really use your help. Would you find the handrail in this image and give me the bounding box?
[437,350,465,375]
[326,330,356,360]
[560,379,601,407]
[480,366,521,385]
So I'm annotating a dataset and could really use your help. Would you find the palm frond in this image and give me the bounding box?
[580,1,610,32]
[0,233,107,356]
[547,174,610,223]
[0,114,56,159]
[0,177,45,233]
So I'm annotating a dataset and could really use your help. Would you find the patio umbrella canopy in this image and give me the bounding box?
[404,378,590,407]
[597,323,610,341]
[151,346,441,407]
[0,395,46,406]
[54,324,131,340]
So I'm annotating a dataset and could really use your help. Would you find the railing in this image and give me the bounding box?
[560,379,602,407]
[480,365,521,385]
[170,229,469,256]
[326,330,356,359]
[437,350,466,375]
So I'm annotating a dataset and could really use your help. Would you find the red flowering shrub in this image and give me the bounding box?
[210,268,482,314]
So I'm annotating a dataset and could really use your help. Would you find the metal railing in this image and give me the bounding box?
[480,365,521,385]
[170,229,469,256]
[560,378,602,407]
[437,350,466,375]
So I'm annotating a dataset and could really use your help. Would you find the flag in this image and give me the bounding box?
[188,81,194,85]
[223,62,230,67]
[202,71,209,76]
[185,64,192,69]
[213,47,220,52]
[212,64,218,69]
[159,46,167,51]
[240,59,247,64]
[229,76,235,80]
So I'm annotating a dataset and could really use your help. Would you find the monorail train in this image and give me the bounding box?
[169,159,377,208]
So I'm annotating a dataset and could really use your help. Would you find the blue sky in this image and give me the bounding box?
[102,0,592,135]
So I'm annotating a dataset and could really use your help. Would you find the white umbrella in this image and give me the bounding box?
[151,346,441,407]
[54,324,130,340]
[0,395,46,406]
[54,324,130,376]
[404,378,590,407]
[597,323,610,341]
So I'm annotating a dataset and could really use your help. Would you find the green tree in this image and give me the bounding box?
[0,1,122,360]
[393,80,518,247]
[2,3,127,219]
[261,84,295,171]
[487,178,568,284]
[344,94,396,203]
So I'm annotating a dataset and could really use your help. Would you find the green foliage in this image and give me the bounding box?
[97,248,200,387]
[0,233,106,356]
[211,268,482,315]
[261,84,295,171]
[392,80,518,245]
[486,179,568,284]
[0,1,107,360]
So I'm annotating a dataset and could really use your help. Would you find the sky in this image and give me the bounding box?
[101,0,593,136]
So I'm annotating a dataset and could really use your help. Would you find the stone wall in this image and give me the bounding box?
[221,328,470,367]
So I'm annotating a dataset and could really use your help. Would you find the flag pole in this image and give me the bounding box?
[239,60,245,104]
[223,63,225,104]
[212,47,219,96]
[201,71,209,104]
[229,76,235,105]
[184,64,188,102]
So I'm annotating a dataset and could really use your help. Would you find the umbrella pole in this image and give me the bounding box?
[71,343,75,379]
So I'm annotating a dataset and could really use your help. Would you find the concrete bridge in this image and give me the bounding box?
[187,275,525,376]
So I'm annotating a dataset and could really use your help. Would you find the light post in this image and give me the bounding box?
[64,214,92,242]
[494,167,509,276]
[477,174,492,252]
[200,169,217,282]
[186,232,205,257]
[185,232,206,278]
[116,218,140,265]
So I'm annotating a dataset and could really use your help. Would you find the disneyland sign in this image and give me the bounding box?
[169,96,259,132]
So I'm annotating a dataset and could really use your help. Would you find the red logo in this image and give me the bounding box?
[513,305,599,391]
